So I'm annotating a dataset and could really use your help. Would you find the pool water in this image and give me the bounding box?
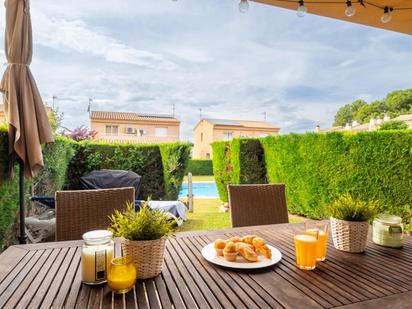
[179,182,218,198]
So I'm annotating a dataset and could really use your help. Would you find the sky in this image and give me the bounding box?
[1,0,412,141]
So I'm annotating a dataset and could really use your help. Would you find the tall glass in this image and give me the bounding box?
[107,256,137,294]
[294,230,318,270]
[305,221,329,261]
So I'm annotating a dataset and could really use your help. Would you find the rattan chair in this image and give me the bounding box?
[228,184,289,228]
[55,187,135,241]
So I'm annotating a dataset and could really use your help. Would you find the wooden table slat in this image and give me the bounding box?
[0,222,410,309]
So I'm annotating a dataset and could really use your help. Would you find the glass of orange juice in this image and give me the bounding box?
[294,230,319,270]
[107,256,137,294]
[305,221,329,261]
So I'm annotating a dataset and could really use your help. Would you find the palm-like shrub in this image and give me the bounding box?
[329,194,378,222]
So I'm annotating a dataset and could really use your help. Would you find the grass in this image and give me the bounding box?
[177,198,306,232]
[183,175,215,182]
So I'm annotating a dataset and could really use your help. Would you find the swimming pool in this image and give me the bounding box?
[179,182,219,198]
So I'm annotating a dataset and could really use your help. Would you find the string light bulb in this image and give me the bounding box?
[297,0,307,17]
[239,0,249,13]
[345,1,356,17]
[381,6,393,23]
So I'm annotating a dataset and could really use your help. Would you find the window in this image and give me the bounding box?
[105,125,118,136]
[223,131,233,140]
[200,132,204,142]
[155,127,168,137]
[126,127,137,135]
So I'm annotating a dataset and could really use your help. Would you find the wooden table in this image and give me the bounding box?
[0,223,411,308]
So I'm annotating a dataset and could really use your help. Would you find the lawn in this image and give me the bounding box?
[177,198,305,232]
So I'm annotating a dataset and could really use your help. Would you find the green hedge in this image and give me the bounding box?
[231,138,267,185]
[212,139,267,202]
[261,131,412,219]
[211,142,232,202]
[0,132,190,248]
[186,159,213,176]
[67,141,191,200]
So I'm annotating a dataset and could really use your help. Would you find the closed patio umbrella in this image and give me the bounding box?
[0,0,54,244]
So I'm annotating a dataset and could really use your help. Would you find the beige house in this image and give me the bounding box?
[90,110,180,144]
[193,118,280,159]
[316,114,412,133]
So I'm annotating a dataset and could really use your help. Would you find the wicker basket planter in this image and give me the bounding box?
[330,217,369,253]
[121,237,166,279]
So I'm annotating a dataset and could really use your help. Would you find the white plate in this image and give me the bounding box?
[201,243,282,269]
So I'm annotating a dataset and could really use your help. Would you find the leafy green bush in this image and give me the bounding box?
[379,120,409,131]
[211,141,232,202]
[109,201,175,240]
[186,159,213,176]
[262,131,412,219]
[329,194,378,221]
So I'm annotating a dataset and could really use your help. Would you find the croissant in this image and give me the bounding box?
[252,237,272,259]
[228,236,242,243]
[241,235,257,245]
[238,244,258,262]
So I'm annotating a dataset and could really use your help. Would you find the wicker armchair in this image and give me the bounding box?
[228,184,289,228]
[55,187,135,241]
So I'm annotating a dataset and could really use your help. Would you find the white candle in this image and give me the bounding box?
[81,230,114,285]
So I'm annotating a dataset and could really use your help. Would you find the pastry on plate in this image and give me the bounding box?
[228,236,242,243]
[252,237,272,259]
[237,243,258,262]
[241,235,257,245]
[214,239,227,256]
[223,241,238,262]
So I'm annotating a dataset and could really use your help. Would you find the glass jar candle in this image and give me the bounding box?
[373,214,403,248]
[108,256,137,294]
[81,230,114,285]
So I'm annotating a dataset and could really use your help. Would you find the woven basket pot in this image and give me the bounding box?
[121,237,166,279]
[330,217,369,253]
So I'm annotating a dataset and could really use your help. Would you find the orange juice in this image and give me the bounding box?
[306,228,328,261]
[294,234,318,270]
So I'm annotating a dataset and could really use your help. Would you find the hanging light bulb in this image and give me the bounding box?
[297,0,307,17]
[381,6,393,23]
[239,0,249,13]
[345,1,356,17]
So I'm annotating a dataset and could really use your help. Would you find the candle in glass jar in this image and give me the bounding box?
[81,230,114,285]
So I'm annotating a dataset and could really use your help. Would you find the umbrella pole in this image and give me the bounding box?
[18,159,27,244]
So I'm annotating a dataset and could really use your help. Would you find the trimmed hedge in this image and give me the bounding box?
[186,159,213,176]
[212,139,267,202]
[66,141,191,200]
[261,131,412,219]
[0,133,191,248]
[231,138,267,185]
[211,142,232,202]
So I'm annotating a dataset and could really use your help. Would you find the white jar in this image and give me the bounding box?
[81,230,114,285]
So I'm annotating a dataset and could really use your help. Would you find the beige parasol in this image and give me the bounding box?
[0,0,54,244]
[0,0,54,179]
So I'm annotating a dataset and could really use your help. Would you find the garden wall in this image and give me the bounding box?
[212,132,412,222]
[186,159,214,176]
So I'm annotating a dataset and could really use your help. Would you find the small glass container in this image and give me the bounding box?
[373,214,403,248]
[107,256,137,294]
[81,230,114,285]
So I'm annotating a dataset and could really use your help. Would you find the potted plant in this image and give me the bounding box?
[329,194,378,253]
[109,201,175,279]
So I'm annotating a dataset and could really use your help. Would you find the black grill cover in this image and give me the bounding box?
[80,170,142,198]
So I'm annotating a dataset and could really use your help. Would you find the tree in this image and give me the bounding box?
[63,126,97,141]
[379,120,409,131]
[333,99,367,126]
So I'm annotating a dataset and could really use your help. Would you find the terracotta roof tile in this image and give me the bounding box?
[201,118,279,129]
[90,110,179,123]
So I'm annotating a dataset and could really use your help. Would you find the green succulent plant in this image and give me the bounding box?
[329,194,378,222]
[108,201,175,241]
